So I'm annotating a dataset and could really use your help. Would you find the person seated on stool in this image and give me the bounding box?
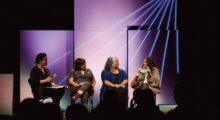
[100,57,128,111]
[28,53,65,105]
[68,58,96,109]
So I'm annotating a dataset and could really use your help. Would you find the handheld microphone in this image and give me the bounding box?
[53,74,57,78]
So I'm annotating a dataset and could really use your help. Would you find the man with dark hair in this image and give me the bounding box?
[28,53,65,105]
[68,58,96,110]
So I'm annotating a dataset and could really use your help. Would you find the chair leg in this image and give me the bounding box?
[99,91,103,102]
[90,96,93,109]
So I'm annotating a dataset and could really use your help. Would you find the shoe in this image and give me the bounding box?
[39,97,53,104]
[72,93,80,100]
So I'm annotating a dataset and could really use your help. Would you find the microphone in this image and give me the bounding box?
[49,74,57,82]
[53,74,57,78]
[49,73,57,78]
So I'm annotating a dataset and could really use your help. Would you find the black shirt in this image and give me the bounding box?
[28,66,52,89]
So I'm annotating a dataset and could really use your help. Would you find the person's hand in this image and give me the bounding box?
[51,82,57,87]
[46,76,53,82]
[77,90,84,95]
[114,84,121,88]
[119,84,125,88]
[76,84,81,89]
[135,73,140,78]
[79,83,84,85]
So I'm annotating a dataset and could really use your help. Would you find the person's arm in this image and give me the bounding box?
[51,81,56,86]
[68,70,80,88]
[68,71,84,95]
[29,67,52,86]
[102,70,119,88]
[89,69,96,87]
[41,67,54,84]
[103,80,116,87]
[120,79,128,87]
[68,77,80,88]
[119,69,128,87]
[39,76,53,84]
[92,78,96,87]
[148,67,160,87]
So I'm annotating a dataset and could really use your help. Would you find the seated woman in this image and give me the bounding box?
[28,53,65,105]
[68,58,96,109]
[100,57,128,110]
[131,56,160,94]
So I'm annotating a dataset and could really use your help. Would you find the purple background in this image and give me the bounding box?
[20,0,178,109]
[20,30,73,109]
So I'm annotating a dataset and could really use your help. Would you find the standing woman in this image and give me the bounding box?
[100,57,128,110]
[131,56,160,94]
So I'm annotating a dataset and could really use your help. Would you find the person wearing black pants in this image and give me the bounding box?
[28,53,65,105]
[68,58,96,111]
[100,57,128,110]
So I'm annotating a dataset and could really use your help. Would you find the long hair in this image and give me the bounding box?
[35,53,47,64]
[143,56,157,68]
[104,57,113,71]
[74,58,86,71]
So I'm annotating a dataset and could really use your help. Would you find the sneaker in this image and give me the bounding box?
[39,97,53,104]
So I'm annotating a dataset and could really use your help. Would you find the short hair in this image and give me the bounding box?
[35,53,47,64]
[74,58,86,70]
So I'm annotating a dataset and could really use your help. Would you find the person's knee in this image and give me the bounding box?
[81,92,89,101]
[89,88,94,96]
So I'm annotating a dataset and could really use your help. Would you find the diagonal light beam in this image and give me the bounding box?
[149,30,161,56]
[160,30,170,84]
[160,0,175,84]
[117,0,164,57]
[87,0,161,63]
[48,51,72,67]
[127,0,164,45]
[157,0,171,30]
[129,0,167,66]
[166,0,174,30]
[57,75,69,85]
[23,51,72,81]
[149,0,171,56]
[75,0,157,51]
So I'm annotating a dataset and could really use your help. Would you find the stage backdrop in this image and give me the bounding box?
[19,0,180,109]
[20,30,73,110]
[0,74,13,116]
[75,0,180,106]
